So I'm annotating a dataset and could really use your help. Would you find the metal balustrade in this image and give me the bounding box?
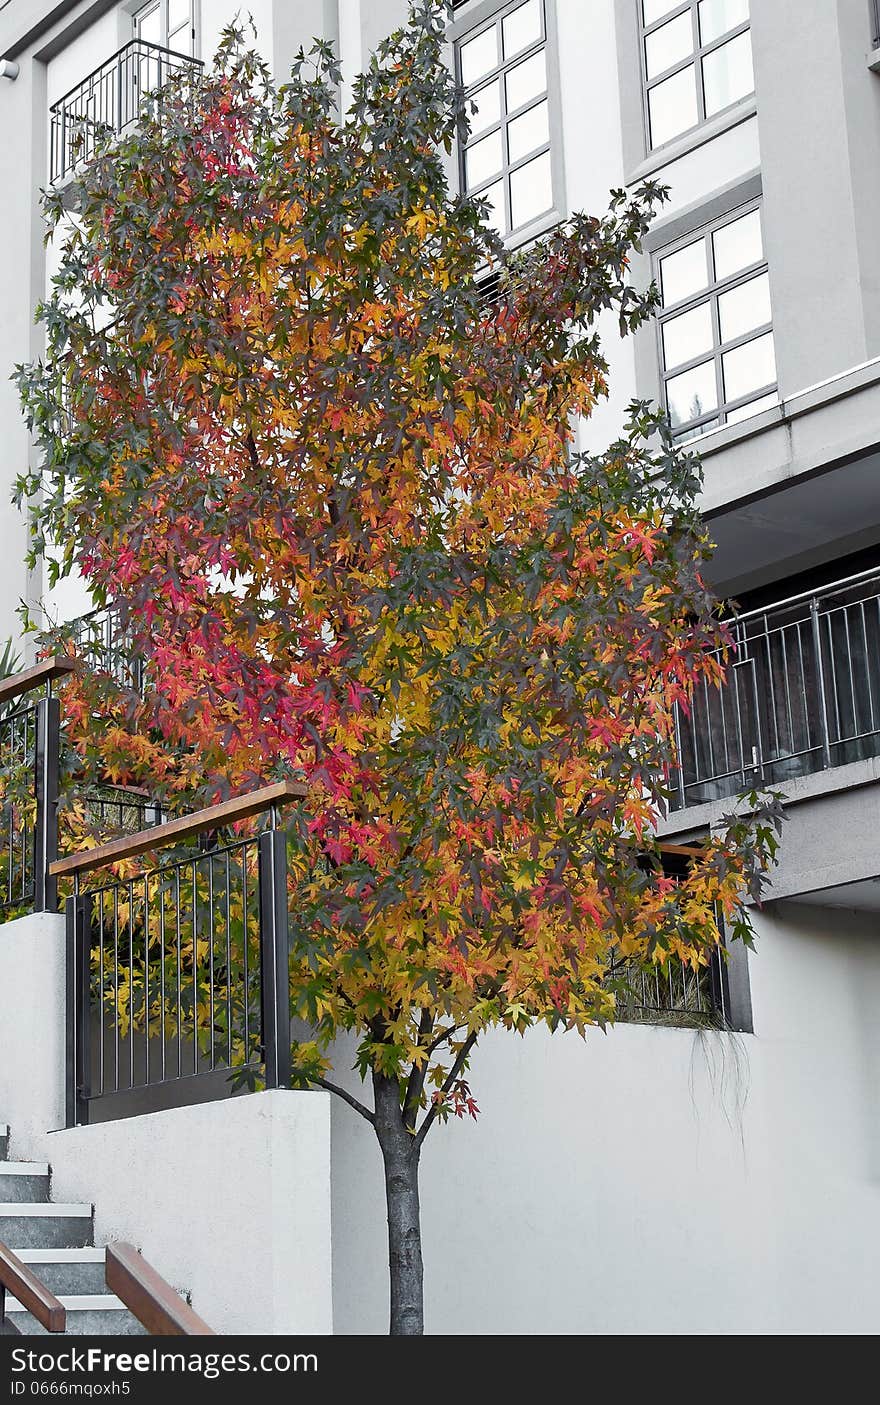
[611,953,722,1027]
[0,660,74,916]
[71,608,146,696]
[672,567,880,810]
[49,39,202,185]
[54,781,304,1126]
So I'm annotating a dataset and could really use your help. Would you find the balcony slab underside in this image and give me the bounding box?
[698,362,880,597]
[659,755,880,911]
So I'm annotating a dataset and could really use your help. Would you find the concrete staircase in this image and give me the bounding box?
[0,1124,145,1335]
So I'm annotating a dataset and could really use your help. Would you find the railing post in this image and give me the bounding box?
[672,703,687,811]
[65,892,91,1128]
[810,596,833,769]
[33,692,60,913]
[258,827,291,1091]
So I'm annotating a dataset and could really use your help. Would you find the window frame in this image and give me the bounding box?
[639,0,753,153]
[131,0,199,59]
[450,0,565,248]
[654,199,777,442]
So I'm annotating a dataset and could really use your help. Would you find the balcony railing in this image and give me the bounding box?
[49,39,202,185]
[53,781,304,1126]
[672,566,880,810]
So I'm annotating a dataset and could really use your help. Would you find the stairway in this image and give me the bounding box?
[0,1124,145,1335]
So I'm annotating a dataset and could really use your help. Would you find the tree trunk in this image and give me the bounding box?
[373,1071,424,1335]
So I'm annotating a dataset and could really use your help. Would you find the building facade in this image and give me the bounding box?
[0,0,879,1335]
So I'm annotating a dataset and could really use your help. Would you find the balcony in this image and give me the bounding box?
[672,567,880,812]
[49,39,202,187]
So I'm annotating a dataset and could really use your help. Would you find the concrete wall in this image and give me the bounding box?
[330,900,880,1334]
[0,912,333,1336]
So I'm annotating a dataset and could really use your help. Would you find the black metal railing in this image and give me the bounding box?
[0,660,73,917]
[672,567,880,810]
[611,951,725,1028]
[71,608,145,695]
[49,39,203,185]
[56,781,304,1126]
[873,0,880,48]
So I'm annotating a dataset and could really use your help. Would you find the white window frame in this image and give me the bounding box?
[132,0,199,58]
[655,201,777,441]
[450,0,565,247]
[640,0,753,152]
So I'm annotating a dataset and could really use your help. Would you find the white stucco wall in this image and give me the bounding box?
[329,901,880,1335]
[0,912,332,1336]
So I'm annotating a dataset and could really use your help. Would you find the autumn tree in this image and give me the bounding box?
[18,3,780,1335]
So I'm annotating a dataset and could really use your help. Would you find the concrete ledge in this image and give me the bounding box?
[658,754,880,839]
[658,757,880,907]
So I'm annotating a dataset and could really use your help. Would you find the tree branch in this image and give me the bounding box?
[413,1030,479,1153]
[403,1006,434,1132]
[308,1075,375,1124]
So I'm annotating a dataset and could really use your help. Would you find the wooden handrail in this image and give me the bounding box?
[658,843,705,860]
[0,657,76,708]
[106,1243,215,1335]
[0,1241,66,1333]
[50,778,306,879]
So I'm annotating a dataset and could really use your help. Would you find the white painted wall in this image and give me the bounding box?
[0,912,332,1336]
[330,901,880,1335]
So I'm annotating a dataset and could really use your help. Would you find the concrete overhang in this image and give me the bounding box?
[691,358,880,597]
[658,755,880,913]
[0,0,116,63]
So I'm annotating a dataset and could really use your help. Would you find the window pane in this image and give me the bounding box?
[666,359,718,427]
[465,129,503,189]
[643,0,677,24]
[698,0,749,46]
[502,0,542,58]
[725,391,777,425]
[468,79,501,136]
[718,271,771,343]
[168,0,191,31]
[506,49,547,112]
[648,65,698,146]
[509,150,552,229]
[480,179,506,237]
[702,30,753,116]
[507,99,549,162]
[136,3,162,43]
[660,238,708,306]
[168,23,190,53]
[662,302,714,369]
[712,209,762,279]
[722,331,776,401]
[645,12,694,80]
[460,26,498,87]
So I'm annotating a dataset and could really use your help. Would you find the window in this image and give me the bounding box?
[455,0,557,239]
[641,0,753,150]
[657,204,777,440]
[133,0,197,57]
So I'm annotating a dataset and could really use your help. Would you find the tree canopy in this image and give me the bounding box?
[18,2,780,1134]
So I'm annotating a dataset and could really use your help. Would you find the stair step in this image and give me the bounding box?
[0,1164,50,1203]
[5,1294,146,1337]
[0,1204,93,1250]
[16,1248,106,1297]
